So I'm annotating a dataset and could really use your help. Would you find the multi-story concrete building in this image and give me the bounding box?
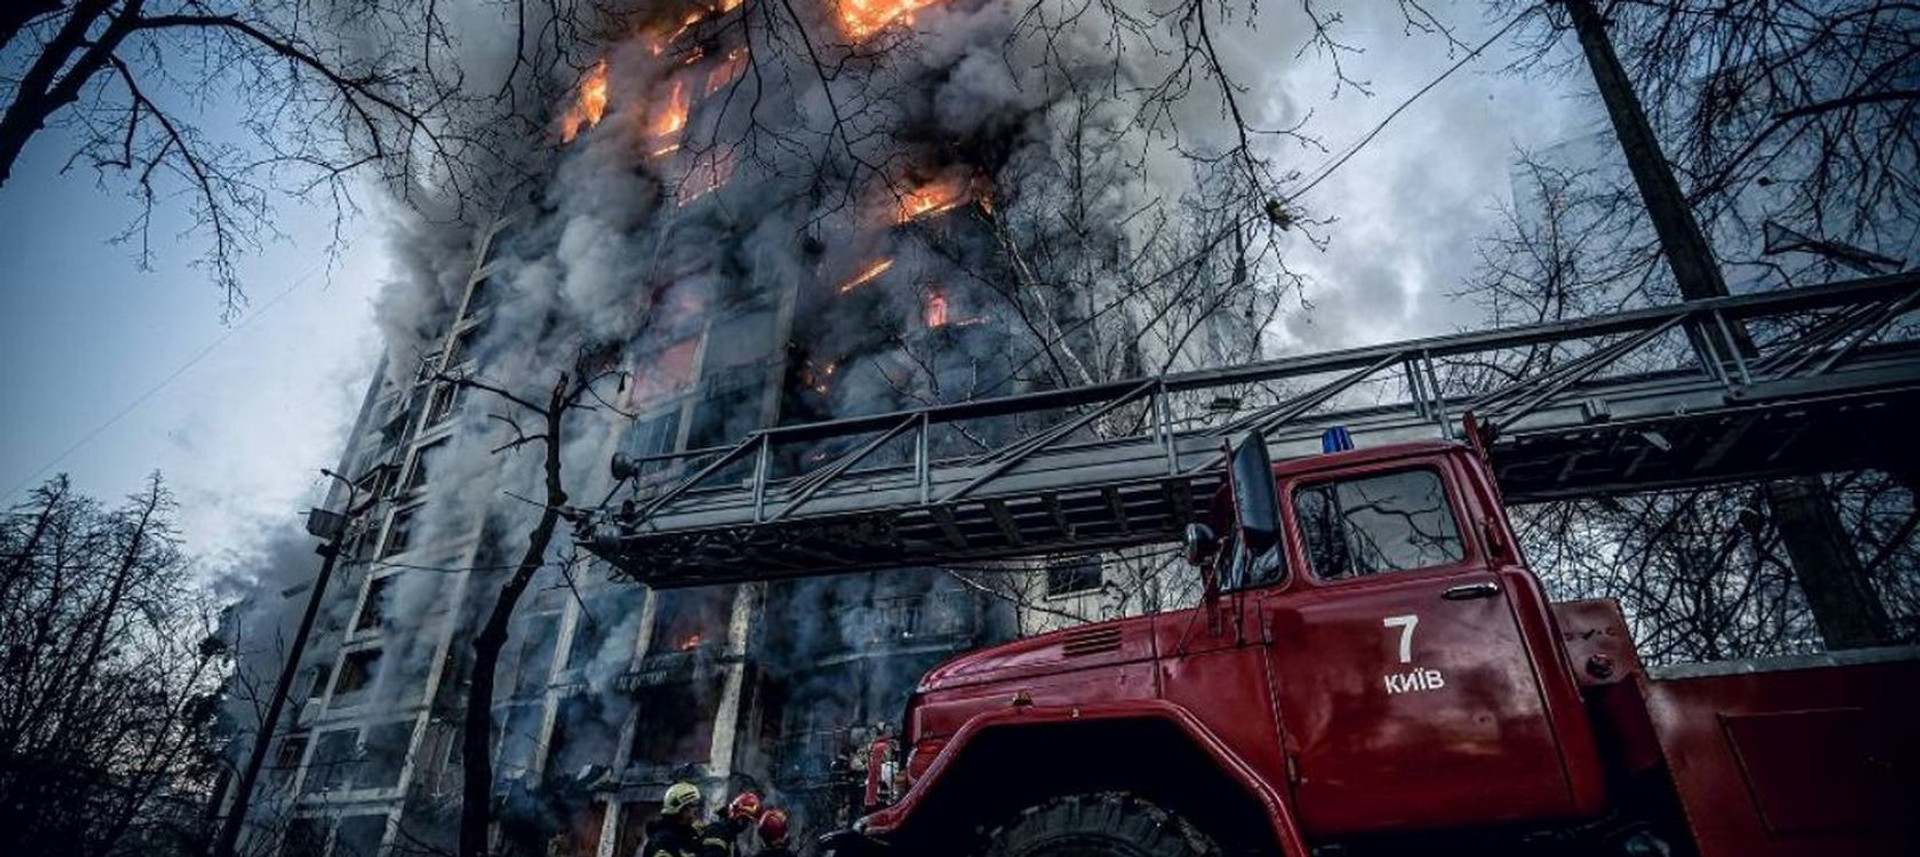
[225,5,1262,854]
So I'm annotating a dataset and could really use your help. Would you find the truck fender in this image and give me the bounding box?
[857,698,1311,857]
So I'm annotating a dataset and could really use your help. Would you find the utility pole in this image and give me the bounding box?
[1560,0,1893,648]
[210,472,365,857]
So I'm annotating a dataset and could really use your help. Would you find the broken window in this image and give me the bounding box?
[687,365,766,450]
[424,382,463,427]
[495,701,544,781]
[355,575,392,633]
[1293,468,1464,581]
[282,817,327,857]
[626,337,699,409]
[380,505,418,559]
[331,648,382,703]
[333,814,387,857]
[1045,556,1102,598]
[403,439,448,494]
[505,614,559,700]
[271,734,309,786]
[306,662,332,700]
[305,728,361,794]
[651,588,732,654]
[628,680,722,766]
[565,612,610,672]
[354,721,413,790]
[444,326,479,370]
[546,695,619,784]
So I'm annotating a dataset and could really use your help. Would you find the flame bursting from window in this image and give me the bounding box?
[560,61,611,143]
[922,287,986,328]
[897,175,971,224]
[677,633,704,652]
[653,80,690,140]
[837,258,895,293]
[837,0,941,40]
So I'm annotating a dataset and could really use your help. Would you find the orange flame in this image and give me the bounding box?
[678,633,704,651]
[804,359,840,394]
[652,79,690,140]
[924,290,949,327]
[560,61,611,143]
[897,175,970,223]
[837,258,895,293]
[837,0,940,40]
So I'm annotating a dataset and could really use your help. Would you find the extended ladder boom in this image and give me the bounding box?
[582,274,1920,588]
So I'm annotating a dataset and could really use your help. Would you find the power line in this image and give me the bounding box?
[1,272,313,506]
[1281,5,1540,207]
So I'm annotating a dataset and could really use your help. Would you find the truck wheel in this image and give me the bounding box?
[982,793,1220,857]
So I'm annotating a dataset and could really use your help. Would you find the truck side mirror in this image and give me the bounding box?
[1228,432,1279,554]
[1183,523,1218,567]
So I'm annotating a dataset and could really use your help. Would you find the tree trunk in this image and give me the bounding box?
[458,375,571,857]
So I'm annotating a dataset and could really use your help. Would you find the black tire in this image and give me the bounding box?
[981,793,1221,857]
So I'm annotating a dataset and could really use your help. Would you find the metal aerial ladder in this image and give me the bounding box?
[581,273,1920,588]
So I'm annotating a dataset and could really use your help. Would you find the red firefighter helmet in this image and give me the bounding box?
[757,808,790,845]
[727,790,764,821]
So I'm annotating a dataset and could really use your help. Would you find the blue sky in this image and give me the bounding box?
[0,120,387,570]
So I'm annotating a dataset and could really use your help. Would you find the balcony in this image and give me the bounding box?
[615,643,732,693]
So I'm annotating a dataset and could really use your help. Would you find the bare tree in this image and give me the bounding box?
[431,362,620,857]
[1496,0,1920,291]
[1460,158,1919,660]
[0,0,501,316]
[0,474,229,857]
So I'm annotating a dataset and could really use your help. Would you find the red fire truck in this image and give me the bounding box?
[825,434,1918,857]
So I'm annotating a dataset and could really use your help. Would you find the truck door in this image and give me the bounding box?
[1266,461,1574,836]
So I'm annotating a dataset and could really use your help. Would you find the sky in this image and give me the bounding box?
[0,118,387,573]
[0,1,1595,576]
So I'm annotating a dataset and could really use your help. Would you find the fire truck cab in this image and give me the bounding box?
[829,434,1919,857]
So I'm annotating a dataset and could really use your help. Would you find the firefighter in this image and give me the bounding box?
[637,782,706,857]
[753,809,795,857]
[701,791,762,856]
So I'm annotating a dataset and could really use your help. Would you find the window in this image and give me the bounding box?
[687,364,766,450]
[1293,468,1464,581]
[1045,556,1102,597]
[306,663,332,699]
[272,735,309,785]
[355,575,391,632]
[333,814,388,857]
[380,506,418,559]
[332,648,383,701]
[305,728,361,794]
[626,337,699,409]
[566,613,609,671]
[282,817,327,857]
[425,383,462,427]
[626,410,682,478]
[354,721,413,790]
[403,439,447,494]
[507,615,559,699]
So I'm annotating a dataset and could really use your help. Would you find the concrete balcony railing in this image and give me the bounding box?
[615,643,732,692]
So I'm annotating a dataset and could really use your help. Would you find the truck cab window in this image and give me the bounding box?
[1294,468,1464,580]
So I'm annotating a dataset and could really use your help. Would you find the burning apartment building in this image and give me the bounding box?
[226,1,1283,855]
